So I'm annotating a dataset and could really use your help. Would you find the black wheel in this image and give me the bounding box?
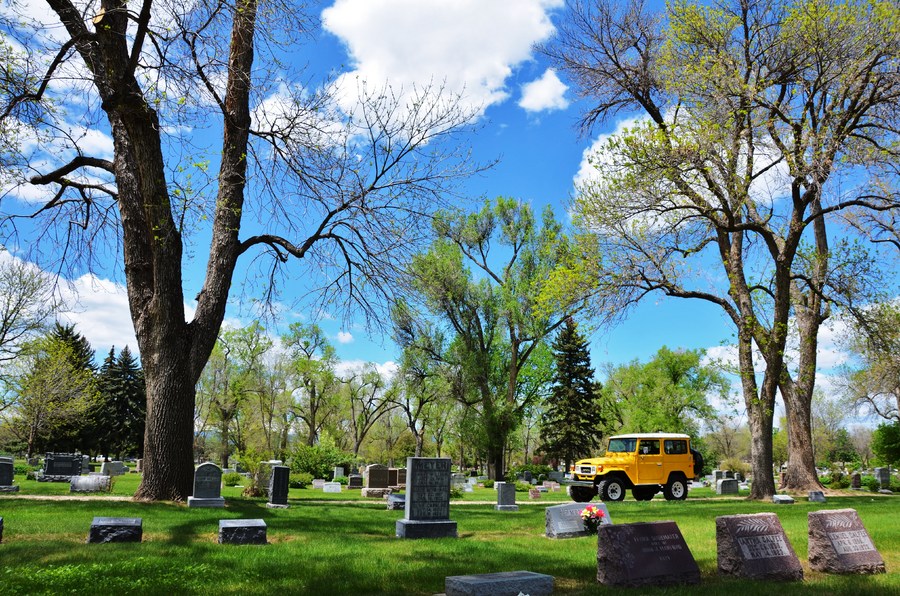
[569,485,595,502]
[601,477,626,501]
[632,486,656,501]
[663,476,688,501]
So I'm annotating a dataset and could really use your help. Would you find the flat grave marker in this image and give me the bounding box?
[808,509,885,575]
[445,571,553,596]
[218,519,267,545]
[87,517,142,543]
[70,475,110,493]
[597,521,700,587]
[716,512,803,581]
[322,481,342,493]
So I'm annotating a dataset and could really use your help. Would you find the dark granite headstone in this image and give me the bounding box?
[808,509,885,574]
[398,468,407,484]
[366,464,390,489]
[267,465,289,508]
[523,470,533,482]
[597,521,700,587]
[725,470,735,479]
[87,517,142,543]
[41,452,82,480]
[188,462,225,508]
[445,571,554,596]
[0,458,18,492]
[388,468,399,486]
[495,481,518,512]
[714,470,724,481]
[717,478,739,495]
[716,513,803,581]
[218,519,267,545]
[396,457,456,539]
[851,473,862,489]
[874,467,890,489]
[808,490,826,503]
[545,502,611,539]
[347,474,363,489]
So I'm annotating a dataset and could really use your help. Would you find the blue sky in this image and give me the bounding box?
[2,0,853,402]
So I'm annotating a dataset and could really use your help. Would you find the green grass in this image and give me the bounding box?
[1,487,897,595]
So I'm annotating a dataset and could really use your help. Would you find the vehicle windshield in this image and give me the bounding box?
[607,438,638,453]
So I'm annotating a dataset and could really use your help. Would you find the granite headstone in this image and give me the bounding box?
[597,521,700,587]
[716,513,803,581]
[87,517,142,543]
[387,493,406,510]
[218,519,267,545]
[545,502,611,539]
[808,509,885,575]
[445,571,553,596]
[808,490,826,503]
[396,457,457,539]
[495,481,518,512]
[850,473,862,489]
[188,462,225,508]
[717,479,739,495]
[267,465,289,508]
[347,474,363,489]
[0,458,18,492]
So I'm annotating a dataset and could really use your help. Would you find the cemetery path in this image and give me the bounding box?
[0,494,132,501]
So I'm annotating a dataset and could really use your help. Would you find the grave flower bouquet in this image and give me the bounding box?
[580,505,605,534]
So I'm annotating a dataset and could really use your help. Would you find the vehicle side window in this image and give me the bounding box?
[608,438,637,453]
[664,440,688,455]
[639,440,660,455]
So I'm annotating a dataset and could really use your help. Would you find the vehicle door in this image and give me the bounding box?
[636,439,663,484]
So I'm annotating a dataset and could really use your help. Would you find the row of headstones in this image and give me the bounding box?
[0,455,138,493]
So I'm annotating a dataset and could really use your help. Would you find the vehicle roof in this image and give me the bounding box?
[609,433,691,439]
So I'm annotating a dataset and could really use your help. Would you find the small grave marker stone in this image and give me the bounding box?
[387,493,405,510]
[597,521,700,587]
[717,478,739,495]
[100,461,127,476]
[312,478,325,489]
[267,465,289,508]
[773,494,795,504]
[529,488,541,499]
[808,509,885,575]
[347,474,363,489]
[396,457,457,539]
[87,517,142,543]
[808,490,826,503]
[445,571,554,596]
[322,481,341,493]
[716,512,803,581]
[545,502,611,539]
[188,462,225,508]
[70,475,110,493]
[333,466,345,479]
[218,519,267,545]
[850,473,862,490]
[495,481,518,512]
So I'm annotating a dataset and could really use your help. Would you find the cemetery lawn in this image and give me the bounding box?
[1,492,897,595]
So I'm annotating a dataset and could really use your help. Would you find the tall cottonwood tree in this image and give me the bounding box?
[1,1,483,499]
[543,0,900,497]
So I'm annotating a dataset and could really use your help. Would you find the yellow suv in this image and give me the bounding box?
[568,433,702,502]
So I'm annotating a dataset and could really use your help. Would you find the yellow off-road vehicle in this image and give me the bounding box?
[568,433,703,502]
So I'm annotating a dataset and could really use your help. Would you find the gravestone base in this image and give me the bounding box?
[187,496,225,508]
[87,517,142,543]
[878,489,893,495]
[38,475,75,483]
[265,502,289,509]
[495,504,519,512]
[218,519,267,545]
[387,494,405,510]
[362,488,392,498]
[445,571,553,596]
[0,485,19,492]
[396,519,457,539]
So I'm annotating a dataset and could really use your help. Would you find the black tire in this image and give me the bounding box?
[601,477,626,501]
[632,486,656,501]
[663,475,688,501]
[570,485,595,503]
[690,448,704,480]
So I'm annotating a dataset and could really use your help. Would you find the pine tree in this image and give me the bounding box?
[540,318,603,470]
[96,346,146,459]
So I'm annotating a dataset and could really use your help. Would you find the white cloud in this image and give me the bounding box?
[518,68,569,112]
[334,358,398,381]
[573,116,648,189]
[57,274,139,354]
[321,0,563,116]
[336,330,354,344]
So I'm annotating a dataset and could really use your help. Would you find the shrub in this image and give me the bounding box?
[13,463,31,476]
[482,479,494,489]
[289,444,355,479]
[862,476,880,492]
[514,481,532,492]
[449,486,464,499]
[333,475,348,485]
[828,476,850,489]
[506,464,552,483]
[289,472,313,489]
[721,457,751,477]
[222,472,243,487]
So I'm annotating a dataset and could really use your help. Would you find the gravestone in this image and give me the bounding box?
[388,468,399,486]
[714,470,724,481]
[451,473,467,488]
[463,483,474,493]
[387,493,406,510]
[529,488,541,500]
[716,478,739,495]
[445,571,554,596]
[347,474,363,489]
[850,473,862,490]
[724,470,735,479]
[0,457,18,492]
[135,459,142,473]
[87,517,142,543]
[100,461,127,476]
[81,455,89,474]
[396,457,457,539]
[808,491,826,503]
[362,464,391,497]
[70,475,110,493]
[597,521,700,587]
[874,467,890,489]
[312,479,326,489]
[734,472,743,482]
[322,481,341,493]
[773,494,795,505]
[523,470,533,483]
[267,465,289,509]
[41,452,82,481]
[716,513,803,581]
[333,466,345,479]
[548,471,565,483]
[188,462,225,508]
[218,519,267,545]
[397,468,407,485]
[808,509,885,575]
[495,481,518,512]
[545,502,611,539]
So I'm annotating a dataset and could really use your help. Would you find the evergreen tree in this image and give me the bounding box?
[96,346,146,458]
[540,318,603,470]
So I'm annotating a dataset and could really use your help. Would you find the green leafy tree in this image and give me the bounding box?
[540,318,603,470]
[543,0,900,497]
[871,422,900,466]
[842,302,900,423]
[282,323,340,447]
